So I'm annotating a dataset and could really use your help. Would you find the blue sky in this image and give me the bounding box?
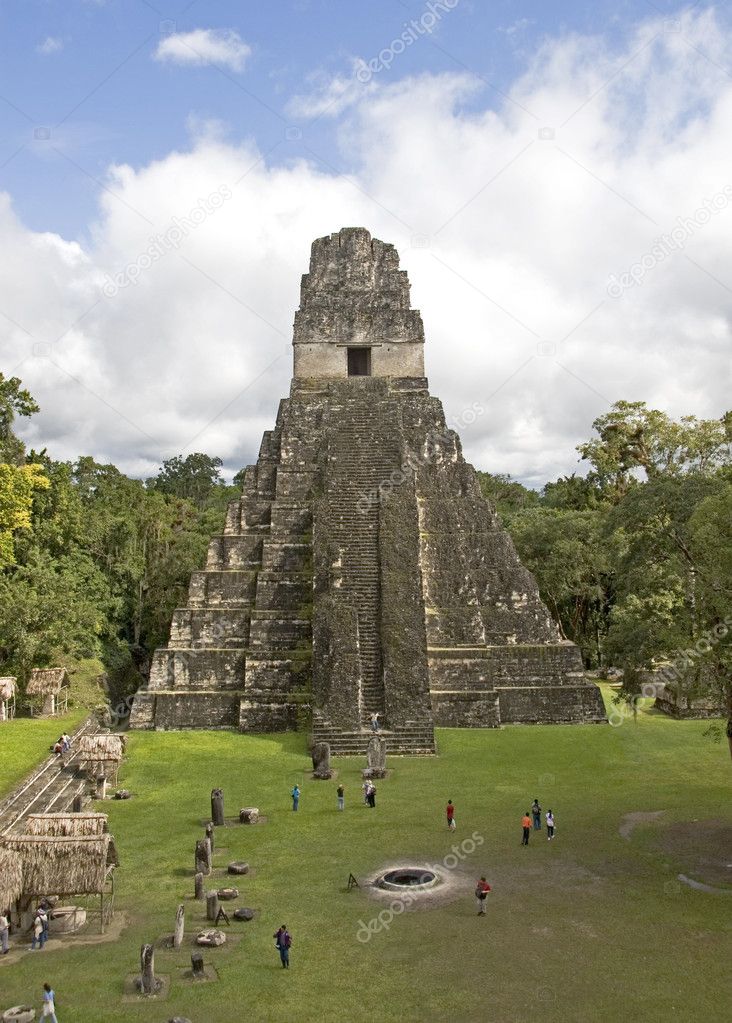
[0,1,730,484]
[1,0,691,239]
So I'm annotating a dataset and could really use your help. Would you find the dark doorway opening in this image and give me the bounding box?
[347,347,371,376]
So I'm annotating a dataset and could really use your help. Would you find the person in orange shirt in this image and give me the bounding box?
[521,812,532,846]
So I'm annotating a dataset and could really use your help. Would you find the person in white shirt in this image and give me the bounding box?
[546,810,555,840]
[0,912,9,953]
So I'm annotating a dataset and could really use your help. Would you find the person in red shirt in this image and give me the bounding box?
[475,876,491,915]
[446,799,456,830]
[521,812,532,846]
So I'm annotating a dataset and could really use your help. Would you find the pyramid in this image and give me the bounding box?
[130,228,606,751]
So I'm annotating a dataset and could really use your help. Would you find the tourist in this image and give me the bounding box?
[446,799,456,830]
[521,811,532,846]
[41,982,58,1022]
[31,912,45,950]
[532,798,542,830]
[61,733,71,753]
[367,783,376,808]
[274,924,292,968]
[362,780,370,805]
[475,876,491,915]
[370,712,380,733]
[52,738,63,755]
[546,809,555,841]
[40,906,49,943]
[0,910,9,954]
[291,784,300,811]
[337,784,345,810]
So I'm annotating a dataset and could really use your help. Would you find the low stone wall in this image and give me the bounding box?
[497,684,606,724]
[431,690,500,727]
[152,691,242,730]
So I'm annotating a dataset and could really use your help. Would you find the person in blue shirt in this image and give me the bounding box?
[291,784,300,811]
[41,982,58,1022]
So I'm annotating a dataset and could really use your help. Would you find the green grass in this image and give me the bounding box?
[0,710,86,799]
[1,704,730,1023]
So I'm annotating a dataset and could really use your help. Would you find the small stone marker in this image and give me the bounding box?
[210,788,224,826]
[196,928,226,947]
[195,839,211,876]
[233,907,255,921]
[216,887,238,901]
[205,821,215,853]
[206,891,219,922]
[194,872,204,900]
[239,807,259,824]
[227,861,249,875]
[138,942,161,994]
[173,904,185,949]
[190,952,205,979]
[114,789,131,800]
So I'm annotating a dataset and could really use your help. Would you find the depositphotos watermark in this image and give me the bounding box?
[357,0,460,83]
[606,185,732,298]
[356,831,484,943]
[102,185,233,297]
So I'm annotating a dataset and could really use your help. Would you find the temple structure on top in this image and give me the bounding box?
[130,227,606,751]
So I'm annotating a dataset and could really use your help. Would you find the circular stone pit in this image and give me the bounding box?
[378,868,439,892]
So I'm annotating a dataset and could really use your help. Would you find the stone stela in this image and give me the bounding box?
[130,227,606,751]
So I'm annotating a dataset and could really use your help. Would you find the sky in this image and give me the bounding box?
[0,0,731,487]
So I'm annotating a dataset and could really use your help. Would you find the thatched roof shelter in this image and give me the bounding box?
[0,676,16,701]
[3,834,119,898]
[27,667,69,696]
[76,734,125,762]
[0,844,23,910]
[24,813,108,838]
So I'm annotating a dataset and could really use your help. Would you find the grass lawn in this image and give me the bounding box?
[0,710,86,799]
[1,695,730,1022]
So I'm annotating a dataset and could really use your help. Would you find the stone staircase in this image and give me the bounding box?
[326,386,401,727]
[312,720,436,756]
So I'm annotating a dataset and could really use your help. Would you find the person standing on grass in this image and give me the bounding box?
[291,784,300,811]
[274,925,292,969]
[475,876,491,915]
[41,982,58,1022]
[521,811,532,846]
[367,783,376,808]
[546,809,555,841]
[31,912,45,950]
[0,910,9,954]
[532,798,542,830]
[362,780,370,805]
[446,799,456,830]
[337,784,345,811]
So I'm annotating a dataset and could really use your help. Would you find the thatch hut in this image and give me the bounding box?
[24,813,109,837]
[0,676,16,721]
[4,833,119,932]
[27,668,70,717]
[0,844,23,912]
[76,734,126,784]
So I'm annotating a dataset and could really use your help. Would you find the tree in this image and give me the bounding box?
[148,453,224,509]
[0,373,40,464]
[577,400,730,501]
[0,463,49,566]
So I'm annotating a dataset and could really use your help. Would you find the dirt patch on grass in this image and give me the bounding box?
[657,819,732,889]
[619,810,665,840]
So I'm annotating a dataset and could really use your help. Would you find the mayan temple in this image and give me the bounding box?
[129,227,606,751]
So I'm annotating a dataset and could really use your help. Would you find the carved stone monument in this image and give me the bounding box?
[363,735,387,779]
[311,740,332,779]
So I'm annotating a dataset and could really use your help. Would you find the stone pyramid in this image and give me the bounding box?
[130,227,606,751]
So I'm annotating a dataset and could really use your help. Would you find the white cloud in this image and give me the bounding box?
[37,36,64,55]
[2,7,731,487]
[154,28,251,73]
[288,60,372,119]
